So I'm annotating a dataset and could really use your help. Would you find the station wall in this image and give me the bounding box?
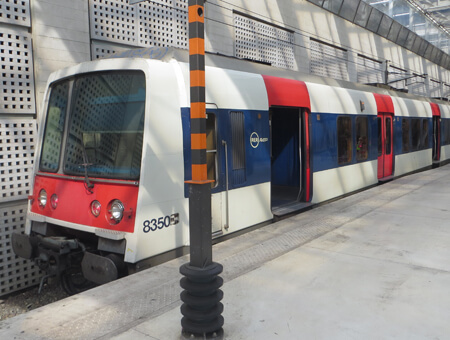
[0,0,449,296]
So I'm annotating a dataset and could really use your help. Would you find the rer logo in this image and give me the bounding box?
[250,132,268,148]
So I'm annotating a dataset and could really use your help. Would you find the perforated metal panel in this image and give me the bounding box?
[0,0,31,27]
[0,202,41,296]
[0,119,36,203]
[234,14,295,69]
[357,55,383,84]
[310,39,348,81]
[89,0,188,50]
[90,0,137,45]
[137,0,188,49]
[0,28,35,114]
[92,42,132,59]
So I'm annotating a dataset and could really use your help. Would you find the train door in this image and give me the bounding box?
[377,113,394,179]
[431,103,441,163]
[270,107,310,214]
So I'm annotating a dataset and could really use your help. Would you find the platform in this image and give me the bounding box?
[2,165,450,339]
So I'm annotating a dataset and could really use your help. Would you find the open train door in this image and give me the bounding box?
[431,103,441,164]
[262,75,312,216]
[374,94,395,180]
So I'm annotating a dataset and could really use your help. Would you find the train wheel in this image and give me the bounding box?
[60,266,96,295]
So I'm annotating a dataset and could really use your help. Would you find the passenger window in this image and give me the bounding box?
[230,111,246,184]
[421,119,429,150]
[337,116,352,164]
[377,117,382,157]
[206,113,217,188]
[385,117,391,155]
[402,118,410,153]
[411,118,421,151]
[356,117,368,161]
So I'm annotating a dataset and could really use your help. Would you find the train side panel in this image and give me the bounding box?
[130,60,188,263]
[439,104,450,162]
[391,96,433,177]
[307,82,378,204]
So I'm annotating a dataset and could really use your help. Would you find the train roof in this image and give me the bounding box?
[101,46,447,105]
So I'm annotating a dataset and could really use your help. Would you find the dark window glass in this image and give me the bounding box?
[377,117,382,156]
[230,111,246,170]
[421,119,429,150]
[356,116,368,161]
[337,116,352,164]
[385,117,392,155]
[40,81,69,172]
[63,71,146,180]
[402,118,410,153]
[206,113,217,188]
[411,118,421,151]
[404,32,416,50]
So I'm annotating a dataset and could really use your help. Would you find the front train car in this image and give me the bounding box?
[12,57,188,293]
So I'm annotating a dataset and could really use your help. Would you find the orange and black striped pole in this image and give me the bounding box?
[180,0,224,337]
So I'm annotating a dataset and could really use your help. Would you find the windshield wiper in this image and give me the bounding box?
[80,142,94,193]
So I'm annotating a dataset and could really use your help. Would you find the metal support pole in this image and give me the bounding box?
[180,0,224,338]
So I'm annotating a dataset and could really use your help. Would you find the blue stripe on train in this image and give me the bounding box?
[181,108,271,198]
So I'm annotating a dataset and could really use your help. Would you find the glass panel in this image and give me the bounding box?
[385,117,391,155]
[387,21,401,42]
[411,118,421,150]
[396,26,409,46]
[377,14,392,38]
[307,0,325,6]
[323,0,344,14]
[356,117,368,161]
[354,1,371,27]
[206,113,217,187]
[377,117,382,157]
[339,0,360,21]
[40,81,69,172]
[337,116,352,164]
[411,35,422,54]
[402,118,410,153]
[404,31,416,50]
[63,71,146,180]
[366,8,383,33]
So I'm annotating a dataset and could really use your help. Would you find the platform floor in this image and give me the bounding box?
[2,165,450,339]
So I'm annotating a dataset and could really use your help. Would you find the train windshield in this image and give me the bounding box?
[40,71,146,180]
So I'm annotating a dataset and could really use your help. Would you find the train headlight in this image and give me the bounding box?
[38,189,47,209]
[108,199,124,224]
[90,200,101,217]
[50,194,59,209]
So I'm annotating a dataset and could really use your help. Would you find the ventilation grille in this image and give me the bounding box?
[0,203,41,297]
[89,0,188,49]
[310,39,348,81]
[0,0,31,27]
[0,28,35,114]
[357,55,383,84]
[0,119,36,203]
[234,14,294,70]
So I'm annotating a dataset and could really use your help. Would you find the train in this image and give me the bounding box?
[12,46,450,294]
